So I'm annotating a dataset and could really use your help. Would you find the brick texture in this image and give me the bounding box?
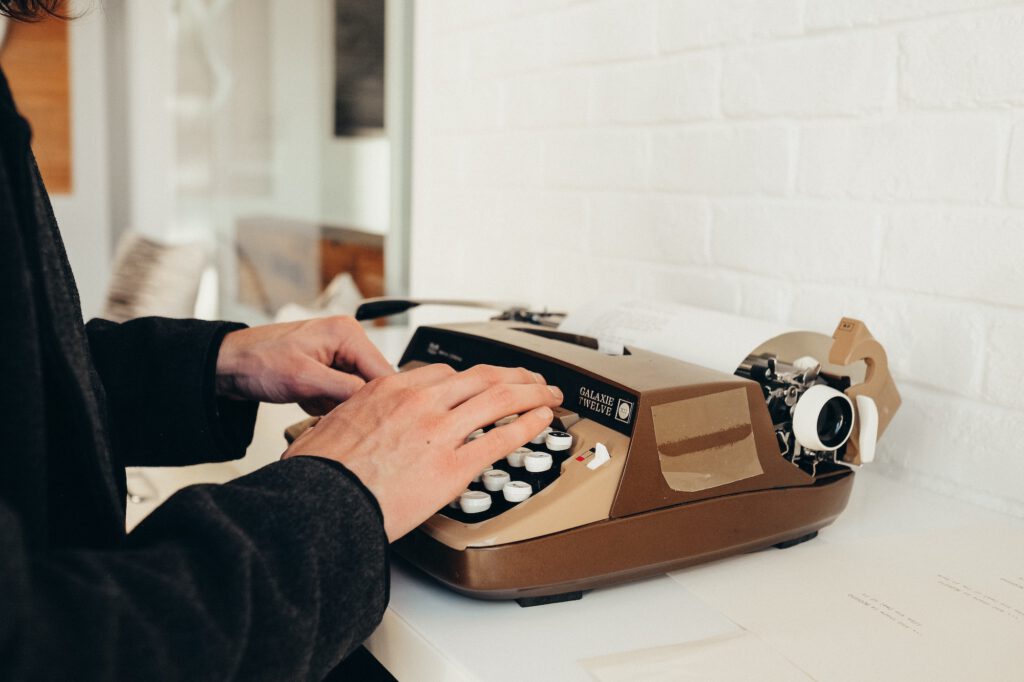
[412,0,1024,516]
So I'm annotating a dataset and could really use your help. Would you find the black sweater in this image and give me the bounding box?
[0,66,388,680]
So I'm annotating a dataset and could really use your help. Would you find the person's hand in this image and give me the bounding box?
[216,316,395,414]
[283,363,563,542]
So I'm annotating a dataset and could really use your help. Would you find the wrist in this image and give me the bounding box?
[214,328,248,399]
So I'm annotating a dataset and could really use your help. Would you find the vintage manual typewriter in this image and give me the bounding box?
[286,299,901,606]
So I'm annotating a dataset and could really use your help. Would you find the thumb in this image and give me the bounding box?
[297,358,367,403]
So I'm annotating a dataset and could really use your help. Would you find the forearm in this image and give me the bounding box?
[86,317,259,467]
[1,458,388,680]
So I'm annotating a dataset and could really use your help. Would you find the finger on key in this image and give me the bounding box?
[458,406,554,473]
[439,364,546,408]
[380,362,459,390]
[449,381,562,437]
[339,325,398,380]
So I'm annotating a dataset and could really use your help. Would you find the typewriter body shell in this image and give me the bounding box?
[384,318,899,602]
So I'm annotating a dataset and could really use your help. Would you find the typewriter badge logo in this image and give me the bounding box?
[427,342,440,356]
[615,399,634,424]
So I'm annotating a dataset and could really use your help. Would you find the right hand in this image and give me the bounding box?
[282,364,563,542]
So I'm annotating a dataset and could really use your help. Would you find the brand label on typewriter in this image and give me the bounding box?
[578,386,614,417]
[402,328,639,436]
[578,387,633,425]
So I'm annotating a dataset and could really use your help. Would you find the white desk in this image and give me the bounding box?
[358,468,1023,682]
[126,326,1024,681]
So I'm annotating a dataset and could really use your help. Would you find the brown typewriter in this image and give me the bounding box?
[287,300,901,606]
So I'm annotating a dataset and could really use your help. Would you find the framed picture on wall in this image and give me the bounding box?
[333,0,385,137]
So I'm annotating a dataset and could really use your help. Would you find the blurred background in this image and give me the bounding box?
[2,0,1022,517]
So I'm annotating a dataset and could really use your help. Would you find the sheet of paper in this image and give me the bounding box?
[580,631,813,682]
[559,299,793,375]
[669,525,1024,681]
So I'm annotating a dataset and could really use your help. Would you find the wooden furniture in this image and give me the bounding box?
[235,215,385,317]
[0,2,72,193]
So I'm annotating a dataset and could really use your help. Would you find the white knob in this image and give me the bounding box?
[856,395,879,464]
[503,481,533,503]
[545,430,573,452]
[448,491,468,509]
[466,429,485,443]
[506,446,531,468]
[494,414,519,427]
[530,427,553,445]
[459,490,492,514]
[525,451,553,473]
[792,384,855,451]
[482,469,511,492]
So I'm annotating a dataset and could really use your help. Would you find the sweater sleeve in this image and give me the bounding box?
[85,317,259,468]
[0,456,390,681]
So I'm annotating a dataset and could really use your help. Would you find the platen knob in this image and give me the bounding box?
[792,384,855,451]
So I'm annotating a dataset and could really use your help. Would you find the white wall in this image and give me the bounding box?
[411,0,1024,516]
[318,0,390,236]
[49,3,111,318]
[320,137,390,234]
[269,0,390,233]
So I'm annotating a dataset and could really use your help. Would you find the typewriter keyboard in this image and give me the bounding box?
[439,417,579,524]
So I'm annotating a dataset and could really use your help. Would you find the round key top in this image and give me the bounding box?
[502,481,533,503]
[506,446,532,468]
[459,490,492,514]
[524,451,553,473]
[545,430,573,452]
[482,469,511,492]
[530,426,553,445]
[494,414,519,427]
[466,429,485,444]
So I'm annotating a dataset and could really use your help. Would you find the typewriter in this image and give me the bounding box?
[287,300,901,606]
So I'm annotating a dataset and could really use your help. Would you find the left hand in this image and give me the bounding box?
[215,316,395,414]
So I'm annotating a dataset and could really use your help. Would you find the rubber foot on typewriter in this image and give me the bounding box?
[515,591,585,608]
[773,531,818,550]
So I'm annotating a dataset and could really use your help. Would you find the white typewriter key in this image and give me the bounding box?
[482,469,511,492]
[448,491,468,509]
[530,426,554,445]
[459,490,492,514]
[494,414,519,427]
[545,430,573,452]
[506,446,532,468]
[466,429,485,443]
[524,451,553,473]
[502,481,533,503]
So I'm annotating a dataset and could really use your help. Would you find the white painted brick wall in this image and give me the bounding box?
[411,0,1024,517]
[652,125,793,193]
[723,34,896,117]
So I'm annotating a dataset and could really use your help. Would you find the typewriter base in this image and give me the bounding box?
[515,591,585,608]
[394,471,853,601]
[773,530,819,549]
